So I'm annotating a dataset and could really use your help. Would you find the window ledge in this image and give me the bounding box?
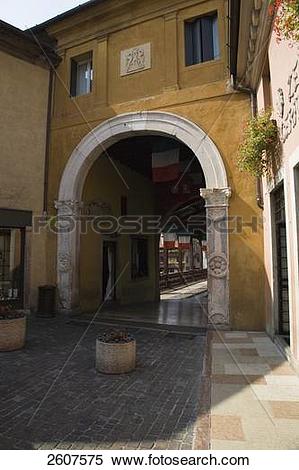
[70,91,93,100]
[184,57,222,71]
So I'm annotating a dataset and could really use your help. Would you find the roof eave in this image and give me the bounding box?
[29,0,104,33]
[232,0,274,91]
[0,20,60,68]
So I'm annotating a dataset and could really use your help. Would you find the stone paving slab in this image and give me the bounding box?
[210,331,299,450]
[94,291,208,330]
[161,281,207,300]
[0,316,207,450]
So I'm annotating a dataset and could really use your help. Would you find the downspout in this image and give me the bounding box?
[251,91,264,210]
[229,0,264,210]
[234,84,264,210]
[249,90,264,210]
[43,68,54,214]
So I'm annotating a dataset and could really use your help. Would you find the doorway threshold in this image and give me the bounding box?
[69,315,206,336]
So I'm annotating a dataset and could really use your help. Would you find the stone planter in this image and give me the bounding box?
[96,334,136,374]
[0,313,26,352]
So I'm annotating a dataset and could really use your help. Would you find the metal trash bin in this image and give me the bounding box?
[37,285,56,317]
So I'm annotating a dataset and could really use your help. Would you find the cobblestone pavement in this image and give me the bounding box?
[0,316,207,450]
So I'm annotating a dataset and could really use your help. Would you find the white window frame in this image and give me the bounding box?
[70,52,93,98]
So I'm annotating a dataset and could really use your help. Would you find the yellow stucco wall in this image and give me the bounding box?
[45,0,265,329]
[80,156,158,311]
[0,49,50,308]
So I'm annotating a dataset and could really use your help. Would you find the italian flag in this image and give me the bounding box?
[163,233,177,249]
[152,141,180,183]
[178,235,191,249]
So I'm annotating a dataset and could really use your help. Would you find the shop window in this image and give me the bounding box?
[0,228,24,306]
[70,52,93,97]
[185,12,219,66]
[131,238,148,279]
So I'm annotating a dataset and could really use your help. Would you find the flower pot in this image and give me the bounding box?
[0,314,26,351]
[96,336,136,374]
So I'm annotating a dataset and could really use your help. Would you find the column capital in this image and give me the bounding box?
[200,188,231,207]
[54,200,83,216]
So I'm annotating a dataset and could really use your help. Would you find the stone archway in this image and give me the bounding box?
[55,111,231,326]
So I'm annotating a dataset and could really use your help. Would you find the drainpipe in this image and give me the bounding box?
[234,84,264,210]
[43,68,54,214]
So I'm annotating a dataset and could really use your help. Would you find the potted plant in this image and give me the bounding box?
[237,110,279,177]
[0,304,26,352]
[96,330,136,374]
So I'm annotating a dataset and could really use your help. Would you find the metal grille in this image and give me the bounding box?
[273,185,290,337]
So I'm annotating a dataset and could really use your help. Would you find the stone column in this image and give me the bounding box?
[200,188,232,326]
[55,200,83,312]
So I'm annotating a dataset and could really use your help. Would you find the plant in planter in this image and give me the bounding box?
[96,329,136,374]
[269,0,299,44]
[237,110,279,177]
[0,304,26,352]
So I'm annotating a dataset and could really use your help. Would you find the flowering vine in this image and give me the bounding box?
[269,0,299,43]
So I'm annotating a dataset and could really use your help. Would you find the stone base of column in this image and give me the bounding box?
[200,188,231,328]
[55,200,82,314]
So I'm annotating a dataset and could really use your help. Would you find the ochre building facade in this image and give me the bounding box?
[1,1,267,331]
[0,21,56,310]
[34,0,265,330]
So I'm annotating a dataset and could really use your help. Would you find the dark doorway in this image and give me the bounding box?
[273,184,290,342]
[102,241,116,301]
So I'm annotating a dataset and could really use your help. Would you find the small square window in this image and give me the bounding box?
[185,12,219,66]
[131,238,148,279]
[70,52,93,97]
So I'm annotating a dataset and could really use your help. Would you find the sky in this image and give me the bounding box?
[1,0,91,30]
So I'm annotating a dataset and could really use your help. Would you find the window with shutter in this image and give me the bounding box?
[185,13,219,66]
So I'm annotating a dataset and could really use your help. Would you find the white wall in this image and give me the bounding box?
[257,33,299,361]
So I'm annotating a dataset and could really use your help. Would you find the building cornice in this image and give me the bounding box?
[32,0,216,51]
[230,0,274,90]
[31,0,107,33]
[0,20,60,69]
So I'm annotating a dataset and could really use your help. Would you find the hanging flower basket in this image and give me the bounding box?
[0,305,26,352]
[237,110,279,177]
[96,330,136,374]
